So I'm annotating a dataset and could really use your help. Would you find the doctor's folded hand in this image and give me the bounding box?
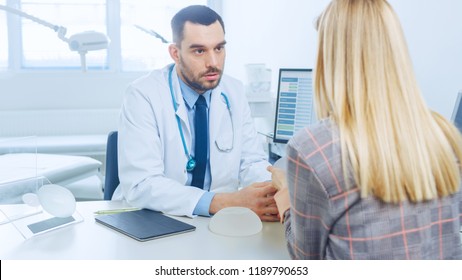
[210,181,279,222]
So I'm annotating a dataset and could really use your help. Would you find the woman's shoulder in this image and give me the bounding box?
[288,118,339,151]
[287,118,341,173]
[287,119,345,196]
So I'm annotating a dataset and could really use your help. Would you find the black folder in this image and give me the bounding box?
[95,209,196,241]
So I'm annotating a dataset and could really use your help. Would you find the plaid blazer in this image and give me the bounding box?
[283,119,462,259]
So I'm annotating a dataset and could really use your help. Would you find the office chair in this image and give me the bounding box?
[104,131,119,200]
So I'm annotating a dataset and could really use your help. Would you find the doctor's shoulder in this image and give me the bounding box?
[126,68,169,97]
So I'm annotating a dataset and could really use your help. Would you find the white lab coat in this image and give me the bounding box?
[112,64,271,217]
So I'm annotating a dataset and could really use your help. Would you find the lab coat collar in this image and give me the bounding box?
[168,64,191,140]
[209,85,228,146]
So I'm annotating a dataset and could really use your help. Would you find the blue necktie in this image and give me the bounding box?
[191,95,207,189]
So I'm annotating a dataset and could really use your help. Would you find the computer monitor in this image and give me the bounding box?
[273,68,315,143]
[451,90,462,133]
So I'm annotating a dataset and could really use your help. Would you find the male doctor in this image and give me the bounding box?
[112,5,278,221]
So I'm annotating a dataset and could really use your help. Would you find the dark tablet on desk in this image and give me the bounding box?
[95,209,196,242]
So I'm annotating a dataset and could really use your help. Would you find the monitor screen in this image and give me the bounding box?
[451,90,462,133]
[273,68,315,143]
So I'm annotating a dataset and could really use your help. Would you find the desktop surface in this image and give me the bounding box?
[0,201,290,260]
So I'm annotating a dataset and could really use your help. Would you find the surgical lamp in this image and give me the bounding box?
[0,4,109,72]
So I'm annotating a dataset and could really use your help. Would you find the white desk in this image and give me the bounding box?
[0,201,291,260]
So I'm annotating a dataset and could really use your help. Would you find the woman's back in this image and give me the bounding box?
[284,119,462,259]
[271,0,462,260]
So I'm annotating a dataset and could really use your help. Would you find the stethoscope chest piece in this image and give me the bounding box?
[186,157,196,172]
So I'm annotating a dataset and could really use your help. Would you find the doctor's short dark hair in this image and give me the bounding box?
[171,5,225,45]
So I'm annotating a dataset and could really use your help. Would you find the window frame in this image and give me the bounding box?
[0,0,8,69]
[1,0,220,72]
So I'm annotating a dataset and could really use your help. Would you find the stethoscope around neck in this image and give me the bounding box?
[168,64,234,173]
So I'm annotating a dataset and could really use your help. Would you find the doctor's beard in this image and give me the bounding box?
[178,60,223,93]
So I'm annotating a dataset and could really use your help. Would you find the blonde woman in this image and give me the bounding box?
[268,0,462,259]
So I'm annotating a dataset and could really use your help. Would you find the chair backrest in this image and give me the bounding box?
[104,131,119,200]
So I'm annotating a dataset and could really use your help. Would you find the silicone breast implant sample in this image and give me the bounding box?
[209,207,262,237]
[37,184,76,218]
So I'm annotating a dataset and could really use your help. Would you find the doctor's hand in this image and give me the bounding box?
[210,181,280,222]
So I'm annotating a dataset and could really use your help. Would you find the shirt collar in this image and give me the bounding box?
[178,75,211,110]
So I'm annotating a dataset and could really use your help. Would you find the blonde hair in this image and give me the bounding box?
[314,0,462,202]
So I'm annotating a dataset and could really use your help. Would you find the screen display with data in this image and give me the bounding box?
[273,69,315,143]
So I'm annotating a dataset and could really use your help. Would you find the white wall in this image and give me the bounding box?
[222,0,462,118]
[222,0,328,90]
[388,0,462,117]
[0,71,140,137]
